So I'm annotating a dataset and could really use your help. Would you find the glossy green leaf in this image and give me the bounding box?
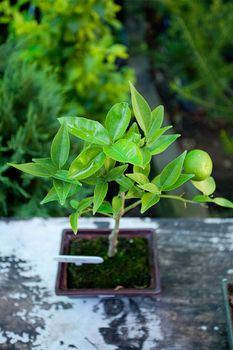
[40,187,58,205]
[125,122,141,143]
[193,195,233,208]
[104,158,116,172]
[59,117,111,146]
[125,186,143,199]
[147,134,180,155]
[133,163,151,177]
[105,165,128,182]
[32,157,56,168]
[103,139,143,167]
[97,201,113,214]
[93,181,108,214]
[69,146,105,179]
[138,183,160,193]
[192,176,216,196]
[147,125,172,146]
[129,82,151,135]
[69,211,79,234]
[70,197,93,212]
[53,179,72,206]
[53,169,81,185]
[116,175,134,191]
[141,148,151,166]
[141,193,160,213]
[160,151,187,189]
[112,196,122,217]
[212,197,233,208]
[8,162,54,177]
[105,102,131,141]
[126,173,149,185]
[149,105,164,135]
[51,122,70,168]
[163,174,194,191]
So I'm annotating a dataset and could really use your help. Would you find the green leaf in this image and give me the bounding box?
[149,105,164,136]
[69,146,105,179]
[51,122,70,168]
[160,151,187,189]
[103,139,143,167]
[116,175,134,191]
[97,201,113,214]
[147,125,172,146]
[147,134,180,155]
[8,162,54,177]
[53,179,72,206]
[133,163,151,177]
[192,195,209,203]
[141,148,151,166]
[163,174,194,191]
[105,102,131,141]
[59,117,111,146]
[112,196,122,217]
[193,195,233,209]
[138,183,160,193]
[53,169,81,185]
[93,182,108,214]
[40,187,59,205]
[129,82,151,135]
[125,186,143,199]
[212,197,233,208]
[125,122,141,143]
[192,176,216,196]
[141,193,160,213]
[69,211,79,234]
[105,165,128,182]
[70,197,93,212]
[126,173,149,185]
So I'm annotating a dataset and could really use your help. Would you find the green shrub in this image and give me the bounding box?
[0,42,64,217]
[0,0,134,119]
[155,0,233,122]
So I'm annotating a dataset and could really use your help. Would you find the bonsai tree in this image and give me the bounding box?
[9,83,233,257]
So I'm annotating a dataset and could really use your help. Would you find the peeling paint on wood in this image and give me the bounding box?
[0,218,233,349]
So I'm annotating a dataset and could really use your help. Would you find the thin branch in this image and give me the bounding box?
[123,200,141,215]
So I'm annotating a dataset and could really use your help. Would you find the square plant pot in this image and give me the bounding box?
[55,228,161,297]
[222,279,233,350]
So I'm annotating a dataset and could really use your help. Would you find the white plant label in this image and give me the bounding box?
[54,255,104,266]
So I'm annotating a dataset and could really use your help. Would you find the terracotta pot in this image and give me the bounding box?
[222,279,233,350]
[55,228,161,297]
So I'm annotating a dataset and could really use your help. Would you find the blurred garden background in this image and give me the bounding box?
[0,0,232,219]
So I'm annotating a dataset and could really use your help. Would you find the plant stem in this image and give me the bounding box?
[123,200,141,215]
[160,194,200,205]
[108,192,125,258]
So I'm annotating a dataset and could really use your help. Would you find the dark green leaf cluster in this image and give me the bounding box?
[10,83,233,232]
[0,42,64,216]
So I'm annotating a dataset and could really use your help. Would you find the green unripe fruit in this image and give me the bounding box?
[183,149,213,181]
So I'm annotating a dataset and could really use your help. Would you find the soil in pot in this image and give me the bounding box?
[67,237,150,289]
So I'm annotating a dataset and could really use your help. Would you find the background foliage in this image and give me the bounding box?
[0,42,64,216]
[154,0,233,122]
[0,0,134,119]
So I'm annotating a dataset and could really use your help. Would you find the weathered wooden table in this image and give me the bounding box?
[0,218,232,350]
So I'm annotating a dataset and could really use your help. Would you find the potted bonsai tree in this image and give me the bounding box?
[9,83,233,296]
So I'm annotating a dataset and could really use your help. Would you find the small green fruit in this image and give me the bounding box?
[184,149,213,181]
